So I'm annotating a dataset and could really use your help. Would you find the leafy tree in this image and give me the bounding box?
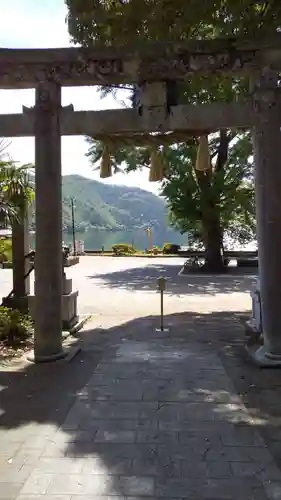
[86,72,255,270]
[163,132,255,249]
[65,0,266,269]
[87,128,255,270]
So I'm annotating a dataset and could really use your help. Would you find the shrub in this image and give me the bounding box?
[152,246,161,255]
[0,307,33,346]
[112,243,137,256]
[0,238,12,263]
[162,243,181,255]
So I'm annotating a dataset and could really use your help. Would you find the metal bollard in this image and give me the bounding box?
[156,277,169,332]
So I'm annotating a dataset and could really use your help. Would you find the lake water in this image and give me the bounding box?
[62,227,188,251]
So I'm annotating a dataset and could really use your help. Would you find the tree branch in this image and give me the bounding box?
[214,129,236,173]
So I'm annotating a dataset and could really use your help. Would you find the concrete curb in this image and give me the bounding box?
[178,268,258,278]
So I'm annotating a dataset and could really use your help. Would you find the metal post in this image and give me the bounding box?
[149,228,153,255]
[144,227,153,255]
[160,289,164,331]
[156,276,169,333]
[71,197,76,256]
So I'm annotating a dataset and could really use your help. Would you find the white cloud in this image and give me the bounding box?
[0,0,160,194]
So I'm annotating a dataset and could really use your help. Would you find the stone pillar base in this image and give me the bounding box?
[28,290,79,331]
[246,344,281,367]
[62,290,79,329]
[27,349,67,364]
[27,344,81,364]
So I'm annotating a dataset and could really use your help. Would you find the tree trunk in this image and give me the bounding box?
[202,214,224,272]
[196,129,230,272]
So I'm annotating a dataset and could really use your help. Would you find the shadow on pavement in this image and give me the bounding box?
[1,309,281,498]
[87,263,257,295]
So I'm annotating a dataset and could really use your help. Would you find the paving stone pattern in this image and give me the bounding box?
[2,330,281,499]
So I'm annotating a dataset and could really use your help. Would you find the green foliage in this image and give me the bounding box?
[0,307,33,346]
[112,243,136,255]
[0,238,12,263]
[152,246,161,255]
[162,131,255,247]
[162,243,181,254]
[66,1,281,47]
[0,160,34,226]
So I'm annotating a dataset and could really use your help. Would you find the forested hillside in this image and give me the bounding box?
[61,175,168,233]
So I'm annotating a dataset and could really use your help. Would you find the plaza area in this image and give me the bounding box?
[1,255,254,318]
[2,257,281,499]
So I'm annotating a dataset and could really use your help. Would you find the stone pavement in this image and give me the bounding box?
[1,314,281,500]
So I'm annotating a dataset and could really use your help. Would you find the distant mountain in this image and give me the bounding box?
[61,175,169,233]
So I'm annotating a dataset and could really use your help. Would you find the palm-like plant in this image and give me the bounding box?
[0,141,34,227]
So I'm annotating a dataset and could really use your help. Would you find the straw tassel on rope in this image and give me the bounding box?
[149,147,164,182]
[100,144,112,178]
[195,135,211,172]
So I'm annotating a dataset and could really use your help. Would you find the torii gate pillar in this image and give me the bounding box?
[32,81,64,362]
[252,73,281,366]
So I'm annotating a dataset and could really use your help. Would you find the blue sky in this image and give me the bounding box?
[0,0,158,193]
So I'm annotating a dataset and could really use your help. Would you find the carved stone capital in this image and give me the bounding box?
[35,81,61,113]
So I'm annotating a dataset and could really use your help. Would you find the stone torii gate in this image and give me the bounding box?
[1,36,281,364]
